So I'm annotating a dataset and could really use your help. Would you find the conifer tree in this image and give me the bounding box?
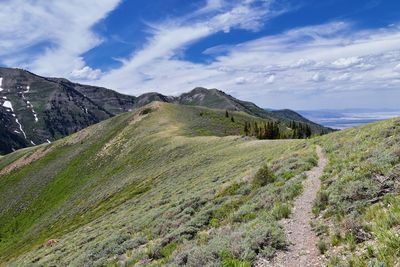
[305,125,312,138]
[225,110,229,118]
[244,122,249,136]
[254,122,259,137]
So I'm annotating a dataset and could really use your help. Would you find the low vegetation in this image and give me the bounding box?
[0,103,317,266]
[0,101,398,266]
[313,118,400,266]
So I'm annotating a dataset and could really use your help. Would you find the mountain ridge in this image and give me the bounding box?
[0,102,398,266]
[0,67,331,154]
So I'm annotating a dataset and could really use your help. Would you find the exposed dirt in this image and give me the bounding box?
[0,146,52,176]
[257,145,328,267]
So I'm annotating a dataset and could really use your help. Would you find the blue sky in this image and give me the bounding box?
[1,0,400,109]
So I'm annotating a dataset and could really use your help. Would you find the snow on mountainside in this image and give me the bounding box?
[0,68,331,154]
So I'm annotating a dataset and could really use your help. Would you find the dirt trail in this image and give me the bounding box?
[258,145,328,267]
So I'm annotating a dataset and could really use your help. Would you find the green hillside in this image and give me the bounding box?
[0,102,398,266]
[0,68,331,155]
[312,118,400,266]
[0,103,317,266]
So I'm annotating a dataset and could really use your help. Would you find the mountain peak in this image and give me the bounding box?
[0,70,331,154]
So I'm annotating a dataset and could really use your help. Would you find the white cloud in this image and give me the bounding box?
[97,0,285,94]
[0,0,121,78]
[331,72,352,81]
[1,0,400,109]
[290,58,315,68]
[70,66,103,80]
[266,74,275,84]
[98,19,400,106]
[332,57,363,68]
[235,77,248,84]
[311,73,325,82]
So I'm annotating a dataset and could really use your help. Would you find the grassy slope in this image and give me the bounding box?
[0,103,318,266]
[3,102,398,266]
[313,118,400,266]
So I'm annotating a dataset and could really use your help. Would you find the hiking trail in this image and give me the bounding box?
[257,145,328,267]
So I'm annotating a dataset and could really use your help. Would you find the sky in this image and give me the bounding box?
[0,0,400,110]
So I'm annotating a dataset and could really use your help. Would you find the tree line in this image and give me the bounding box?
[243,121,281,139]
[225,110,313,139]
[243,120,312,139]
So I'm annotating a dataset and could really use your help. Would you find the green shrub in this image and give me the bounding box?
[281,171,295,180]
[331,232,342,246]
[310,221,329,236]
[306,156,318,167]
[196,231,209,245]
[140,107,153,115]
[232,204,257,223]
[161,242,178,258]
[172,220,285,266]
[366,245,375,258]
[317,239,328,254]
[213,198,244,221]
[253,165,275,188]
[217,182,241,197]
[344,233,357,251]
[279,178,304,201]
[209,218,220,228]
[271,203,291,220]
[313,190,329,215]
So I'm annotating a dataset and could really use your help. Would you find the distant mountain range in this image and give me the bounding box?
[298,109,400,129]
[0,67,331,154]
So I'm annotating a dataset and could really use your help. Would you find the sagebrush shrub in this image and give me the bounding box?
[253,165,275,188]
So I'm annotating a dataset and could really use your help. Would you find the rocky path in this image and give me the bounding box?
[258,145,328,267]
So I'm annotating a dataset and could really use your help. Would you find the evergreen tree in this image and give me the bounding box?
[254,122,259,137]
[244,122,249,136]
[225,110,229,118]
[231,116,235,123]
[305,125,312,138]
[292,128,298,139]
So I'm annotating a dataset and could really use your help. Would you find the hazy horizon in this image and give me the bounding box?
[297,108,400,129]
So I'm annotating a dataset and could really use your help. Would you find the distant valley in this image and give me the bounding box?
[297,109,400,129]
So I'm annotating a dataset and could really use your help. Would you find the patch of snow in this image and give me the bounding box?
[12,113,16,117]
[0,77,3,92]
[30,140,36,145]
[23,98,39,122]
[15,118,27,139]
[33,112,38,122]
[2,100,14,112]
[2,96,6,99]
[14,130,20,134]
[25,85,30,92]
[46,139,51,144]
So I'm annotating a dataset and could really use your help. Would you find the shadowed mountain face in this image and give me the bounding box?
[0,68,137,154]
[0,68,331,154]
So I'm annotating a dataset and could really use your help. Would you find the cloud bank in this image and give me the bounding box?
[1,0,400,109]
[0,0,120,78]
